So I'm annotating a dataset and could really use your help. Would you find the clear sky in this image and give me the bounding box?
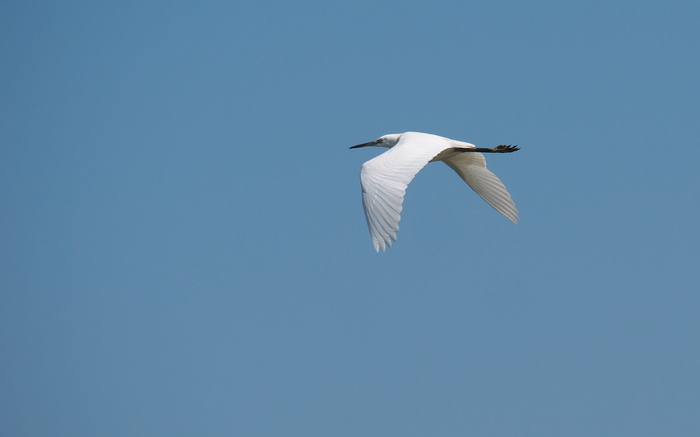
[2,1,699,436]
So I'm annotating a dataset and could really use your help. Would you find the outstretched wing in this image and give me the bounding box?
[359,132,452,252]
[442,152,519,223]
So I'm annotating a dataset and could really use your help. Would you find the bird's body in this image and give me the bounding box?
[351,132,519,252]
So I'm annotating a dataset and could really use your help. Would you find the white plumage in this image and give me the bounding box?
[351,132,519,252]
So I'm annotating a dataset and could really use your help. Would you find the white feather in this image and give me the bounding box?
[354,132,519,252]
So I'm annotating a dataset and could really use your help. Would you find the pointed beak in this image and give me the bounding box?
[350,140,378,149]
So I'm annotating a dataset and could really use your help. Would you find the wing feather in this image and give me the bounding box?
[359,133,453,251]
[442,152,519,223]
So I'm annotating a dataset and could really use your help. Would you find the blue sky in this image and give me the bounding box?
[2,1,699,435]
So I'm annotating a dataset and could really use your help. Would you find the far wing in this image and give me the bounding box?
[359,133,451,252]
[443,152,519,223]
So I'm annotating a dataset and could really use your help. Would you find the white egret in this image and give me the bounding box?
[351,131,520,252]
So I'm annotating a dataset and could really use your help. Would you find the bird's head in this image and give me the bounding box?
[350,133,401,149]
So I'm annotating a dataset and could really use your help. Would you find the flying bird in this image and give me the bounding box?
[351,131,519,251]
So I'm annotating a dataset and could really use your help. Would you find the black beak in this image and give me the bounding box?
[350,140,377,149]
